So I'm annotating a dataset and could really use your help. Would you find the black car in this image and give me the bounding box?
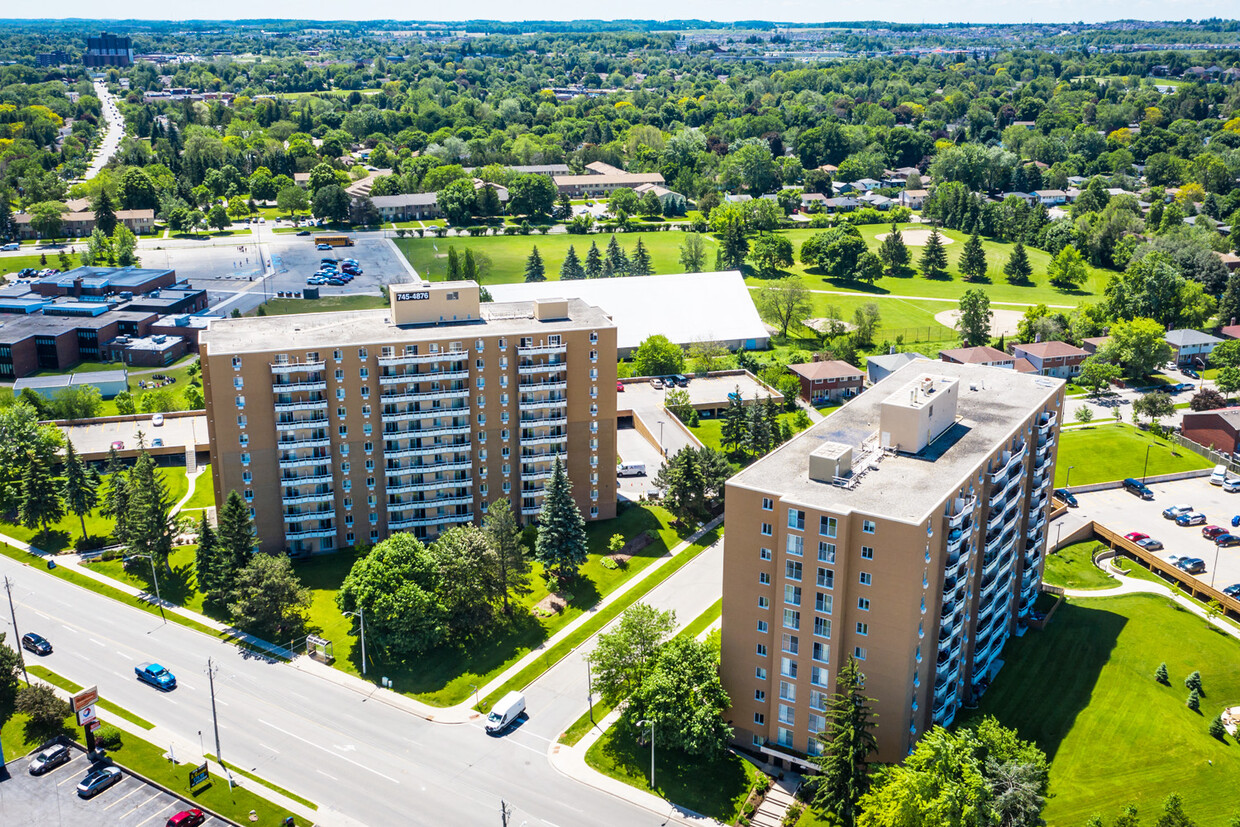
[1217,534,1240,547]
[296,230,311,236]
[1123,478,1154,500]
[1053,488,1079,507]
[21,632,51,655]
[1224,584,1240,598]
[1183,367,1201,379]
[28,743,71,775]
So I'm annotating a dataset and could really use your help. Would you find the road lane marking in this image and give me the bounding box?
[316,769,337,780]
[259,718,399,783]
[115,650,134,659]
[89,638,106,647]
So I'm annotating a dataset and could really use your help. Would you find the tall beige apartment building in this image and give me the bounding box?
[722,361,1064,764]
[200,280,617,554]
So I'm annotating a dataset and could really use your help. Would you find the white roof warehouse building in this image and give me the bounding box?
[488,271,769,358]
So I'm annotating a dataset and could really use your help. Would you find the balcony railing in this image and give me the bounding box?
[948,497,976,529]
[277,435,331,449]
[272,379,327,393]
[520,433,568,447]
[519,414,568,428]
[279,453,332,468]
[389,511,473,530]
[389,494,473,510]
[377,351,467,367]
[285,526,336,541]
[270,360,326,374]
[518,379,568,392]
[518,396,568,410]
[1038,411,1057,434]
[518,362,566,376]
[281,472,333,486]
[276,416,329,431]
[383,423,471,441]
[385,476,471,495]
[378,368,470,386]
[273,398,329,413]
[517,342,567,356]
[282,491,335,506]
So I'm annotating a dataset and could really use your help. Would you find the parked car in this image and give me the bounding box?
[110,440,124,450]
[316,243,333,250]
[151,413,164,427]
[616,381,624,392]
[1176,511,1208,526]
[77,766,122,798]
[296,230,310,236]
[1183,367,1201,379]
[1,242,19,251]
[152,438,163,448]
[1176,557,1206,574]
[324,277,346,286]
[1169,382,1194,393]
[1203,525,1228,540]
[28,742,71,775]
[1162,503,1194,519]
[1124,478,1155,500]
[166,809,207,827]
[1135,537,1164,551]
[21,632,52,655]
[650,378,663,389]
[135,662,177,690]
[1216,534,1240,547]
[320,258,337,266]
[1053,488,1079,507]
[307,276,327,285]
[1211,465,1229,485]
[1124,531,1150,543]
[1223,583,1240,598]
[672,374,689,387]
[1224,478,1240,493]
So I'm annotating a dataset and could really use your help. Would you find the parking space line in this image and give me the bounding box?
[58,771,82,786]
[104,783,143,809]
[122,790,163,815]
[135,802,177,827]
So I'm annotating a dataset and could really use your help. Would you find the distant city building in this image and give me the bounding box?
[85,32,134,67]
[36,51,71,67]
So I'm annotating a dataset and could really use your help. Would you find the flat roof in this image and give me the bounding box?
[729,361,1062,524]
[488,271,768,352]
[201,296,614,355]
[35,267,174,290]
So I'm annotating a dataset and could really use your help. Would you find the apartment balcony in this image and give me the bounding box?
[519,378,568,393]
[519,414,568,428]
[522,505,545,517]
[1028,512,1047,534]
[276,416,329,432]
[377,351,467,367]
[1032,468,1048,489]
[279,453,332,469]
[284,526,336,541]
[383,423,471,441]
[270,360,326,375]
[272,378,327,393]
[989,443,1027,483]
[517,342,568,356]
[517,361,566,376]
[948,496,976,529]
[277,435,331,450]
[280,472,333,486]
[388,511,473,531]
[520,433,568,447]
[986,507,1005,532]
[273,398,329,413]
[385,476,471,495]
[385,440,471,460]
[946,529,965,557]
[519,396,568,411]
[281,490,335,506]
[389,494,473,510]
[385,458,473,476]
[1024,547,1042,570]
[378,368,471,386]
[521,468,554,482]
[1038,411,1057,435]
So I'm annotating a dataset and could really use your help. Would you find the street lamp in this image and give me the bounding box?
[124,553,165,624]
[343,606,367,676]
[1211,541,1223,589]
[1142,444,1155,484]
[1065,465,1075,490]
[657,420,665,457]
[637,719,655,791]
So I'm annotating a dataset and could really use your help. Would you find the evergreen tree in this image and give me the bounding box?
[560,245,586,280]
[878,224,910,275]
[1185,670,1202,693]
[1209,714,1227,740]
[533,457,587,584]
[1155,662,1169,684]
[808,657,878,827]
[446,246,461,280]
[631,238,653,276]
[194,511,223,603]
[100,451,130,544]
[556,193,572,220]
[18,451,63,536]
[585,241,603,278]
[524,246,546,282]
[720,388,748,454]
[959,232,988,282]
[605,235,629,276]
[124,451,174,572]
[215,490,256,601]
[60,441,98,541]
[918,228,949,279]
[1219,273,1240,327]
[462,248,478,282]
[1187,688,1201,711]
[763,395,781,443]
[93,189,118,236]
[1004,241,1033,284]
[744,398,773,457]
[483,497,529,614]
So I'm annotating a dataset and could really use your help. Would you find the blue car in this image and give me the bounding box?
[135,662,177,690]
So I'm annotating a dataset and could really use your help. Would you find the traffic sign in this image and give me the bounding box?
[72,685,98,713]
[76,705,97,727]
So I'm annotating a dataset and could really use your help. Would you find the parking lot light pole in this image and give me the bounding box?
[1065,465,1075,490]
[1212,542,1222,589]
[1142,445,1154,484]
[343,606,366,676]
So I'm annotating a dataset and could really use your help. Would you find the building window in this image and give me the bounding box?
[759,572,771,585]
[861,546,874,560]
[478,413,486,426]
[754,713,765,725]
[333,349,342,362]
[761,523,772,537]
[787,535,803,557]
[335,369,344,381]
[756,644,767,657]
[811,667,829,687]
[755,690,766,702]
[784,585,801,606]
[818,543,836,563]
[237,414,247,428]
[233,376,243,390]
[758,596,769,609]
[778,727,794,747]
[817,568,834,589]
[782,634,799,655]
[240,452,250,465]
[336,388,345,401]
[863,520,876,534]
[762,497,773,511]
[757,620,768,633]
[780,658,797,678]
[812,641,829,662]
[341,461,350,474]
[816,593,833,614]
[859,572,872,586]
[337,407,347,419]
[814,617,831,638]
[232,356,242,369]
[238,434,248,447]
[756,667,767,680]
[783,609,800,630]
[339,425,348,437]
[856,622,869,636]
[760,548,772,561]
[858,598,871,611]
[854,647,867,661]
[357,348,367,360]
[820,516,837,538]
[788,509,805,530]
[590,331,598,344]
[235,395,245,409]
[786,560,802,581]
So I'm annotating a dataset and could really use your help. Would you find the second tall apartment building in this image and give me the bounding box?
[200,280,617,553]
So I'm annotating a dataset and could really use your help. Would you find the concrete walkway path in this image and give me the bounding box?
[1062,565,1240,643]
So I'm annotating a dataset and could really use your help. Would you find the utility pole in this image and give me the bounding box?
[206,658,223,765]
[4,576,29,685]
[500,799,512,827]
[586,657,595,726]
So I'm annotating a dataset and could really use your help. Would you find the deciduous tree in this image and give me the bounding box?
[588,603,677,706]
[756,276,812,337]
[956,287,993,347]
[228,553,310,639]
[338,533,445,659]
[623,636,733,758]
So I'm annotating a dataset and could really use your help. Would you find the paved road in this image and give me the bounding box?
[0,547,712,827]
[85,81,124,181]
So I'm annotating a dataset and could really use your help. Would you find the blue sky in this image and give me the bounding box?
[16,1,1240,24]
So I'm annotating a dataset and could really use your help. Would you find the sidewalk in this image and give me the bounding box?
[3,513,724,727]
[1063,568,1240,643]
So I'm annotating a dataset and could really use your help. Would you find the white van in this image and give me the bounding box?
[1211,465,1228,486]
[618,463,646,477]
[485,691,526,735]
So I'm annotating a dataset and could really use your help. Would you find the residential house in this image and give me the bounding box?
[858,192,894,210]
[1164,329,1222,367]
[1032,190,1068,206]
[898,189,928,209]
[1181,408,1240,455]
[824,197,860,212]
[1082,336,1110,355]
[1219,324,1240,340]
[552,161,664,198]
[369,193,442,221]
[1011,341,1089,378]
[799,192,829,211]
[633,182,684,212]
[1000,192,1037,206]
[788,359,865,403]
[939,345,1016,369]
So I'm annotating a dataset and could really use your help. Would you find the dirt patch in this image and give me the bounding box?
[532,592,568,617]
[935,307,1025,337]
[875,229,955,246]
[804,318,855,335]
[608,553,632,566]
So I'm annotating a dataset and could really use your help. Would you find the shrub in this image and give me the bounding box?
[600,557,618,570]
[16,684,71,737]
[94,725,123,749]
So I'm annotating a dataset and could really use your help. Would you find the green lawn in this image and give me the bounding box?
[182,465,216,510]
[256,295,387,316]
[1043,541,1117,591]
[585,723,765,822]
[959,593,1240,826]
[1054,424,1213,486]
[86,544,208,615]
[0,466,188,552]
[688,411,810,458]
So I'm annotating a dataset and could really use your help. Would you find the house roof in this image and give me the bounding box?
[1013,357,1038,374]
[1013,340,1089,359]
[370,193,439,208]
[1165,329,1222,347]
[866,352,929,373]
[1220,325,1240,340]
[1183,407,1240,430]
[788,360,864,381]
[939,345,1012,365]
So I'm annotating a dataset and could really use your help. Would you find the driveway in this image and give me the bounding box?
[616,425,664,501]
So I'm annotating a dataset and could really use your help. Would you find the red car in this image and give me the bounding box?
[1123,532,1149,543]
[616,381,624,392]
[167,810,206,827]
[1203,525,1228,540]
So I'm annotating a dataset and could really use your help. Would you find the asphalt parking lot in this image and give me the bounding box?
[616,425,664,501]
[0,743,226,827]
[266,235,411,299]
[1076,476,1240,593]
